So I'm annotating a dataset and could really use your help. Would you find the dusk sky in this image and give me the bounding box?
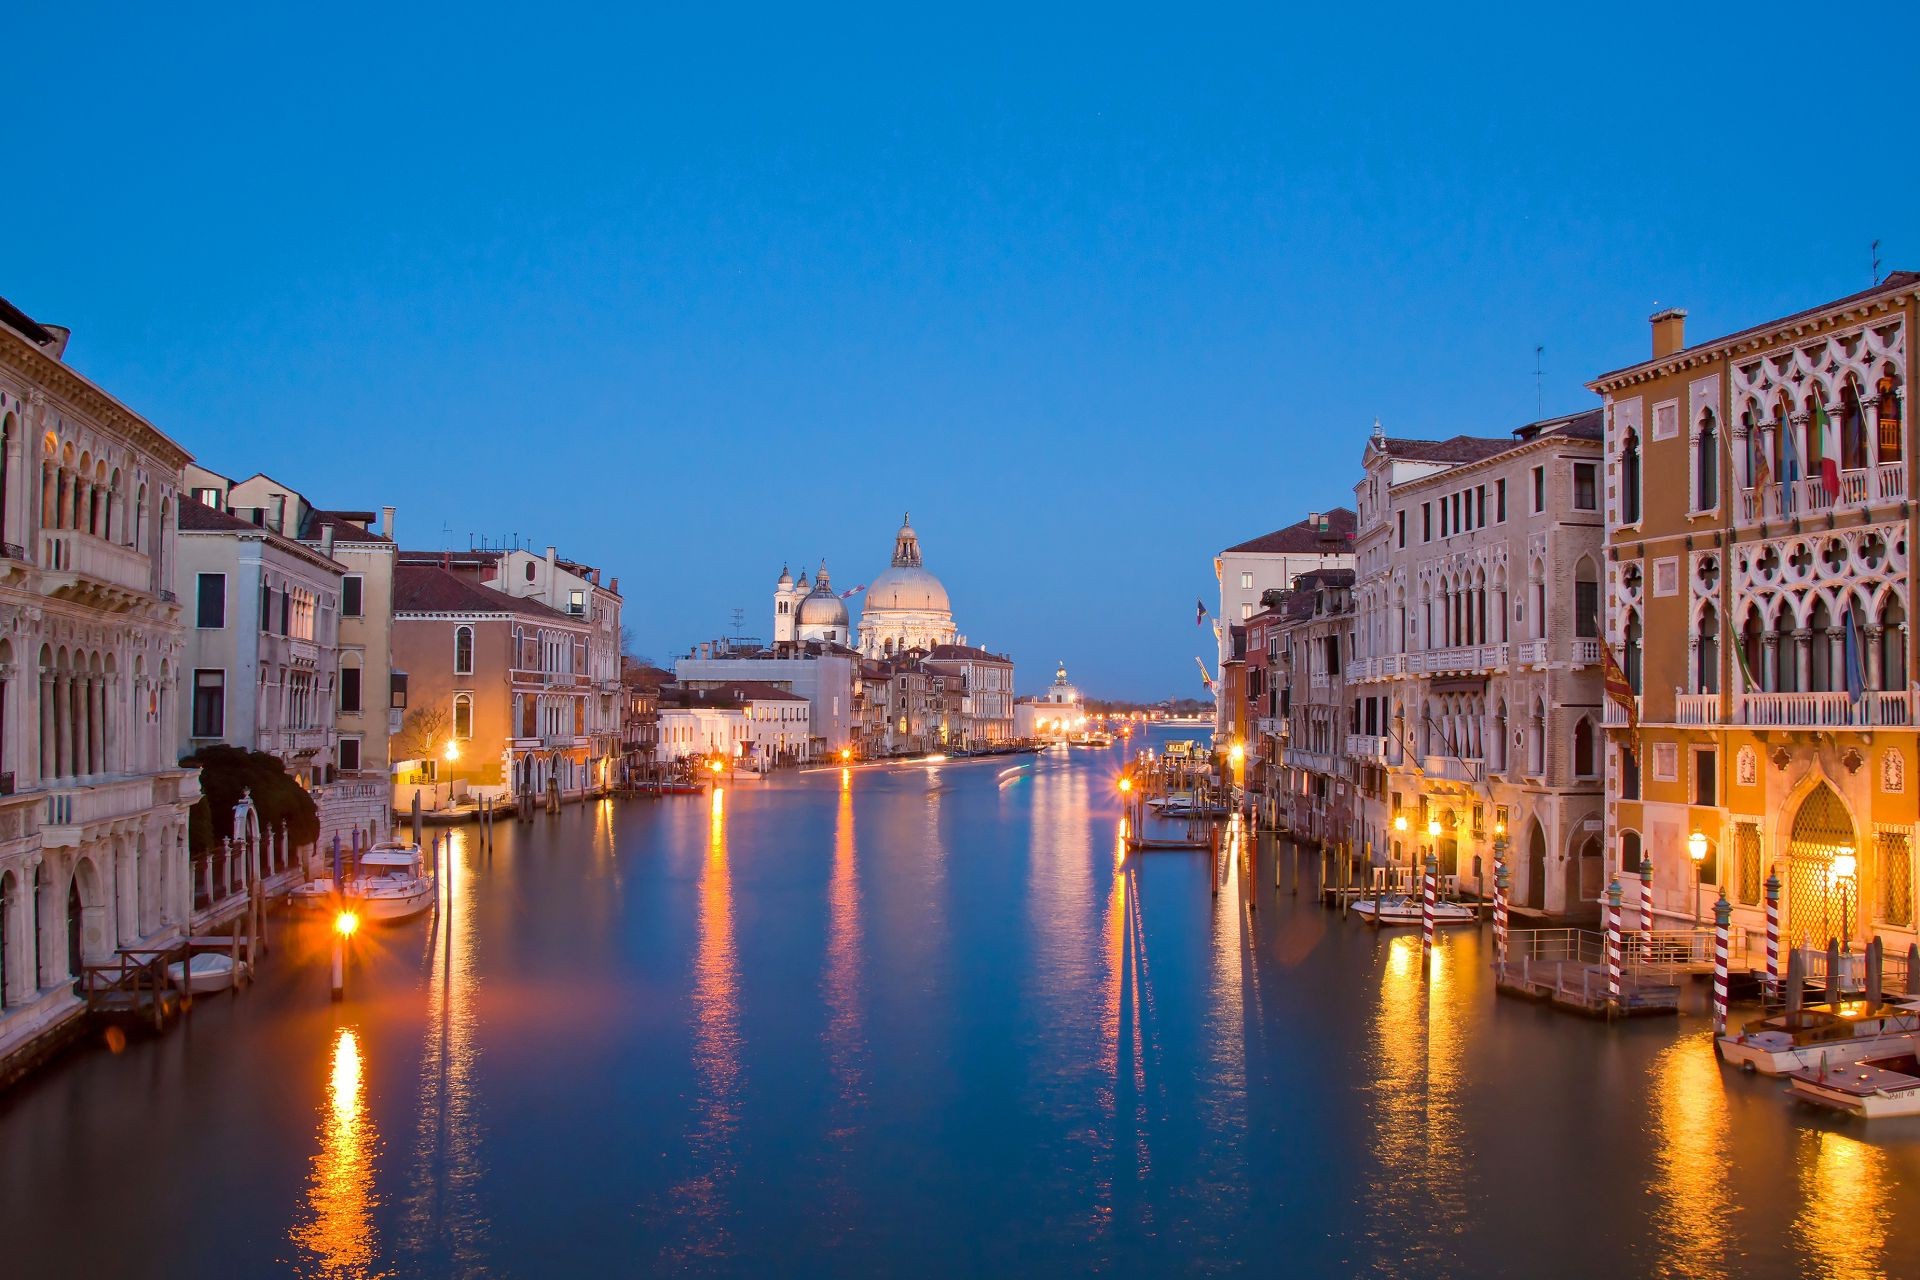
[8,4,1916,699]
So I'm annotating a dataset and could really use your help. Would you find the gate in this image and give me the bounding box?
[1784,782,1854,946]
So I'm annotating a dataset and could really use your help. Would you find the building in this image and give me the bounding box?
[1274,570,1357,848]
[775,563,854,648]
[182,469,402,780]
[0,295,199,1071]
[1590,279,1917,951]
[175,497,344,784]
[389,563,594,807]
[858,515,963,657]
[675,645,855,759]
[1213,509,1357,736]
[1014,662,1086,740]
[655,691,749,766]
[663,681,810,770]
[1244,594,1286,821]
[922,643,1017,744]
[619,660,667,783]
[1345,415,1607,912]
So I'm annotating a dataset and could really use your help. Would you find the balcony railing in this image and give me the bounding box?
[41,775,159,842]
[1346,733,1394,764]
[1739,463,1907,523]
[1602,695,1641,728]
[1283,746,1336,776]
[1731,689,1914,728]
[1310,671,1330,690]
[1674,691,1722,725]
[1422,754,1482,785]
[39,530,154,596]
[1571,638,1600,666]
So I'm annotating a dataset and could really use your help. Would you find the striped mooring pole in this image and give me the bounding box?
[1421,851,1438,959]
[1493,857,1511,970]
[1605,878,1624,1015]
[1638,851,1656,968]
[1763,869,1782,1002]
[1712,891,1733,1040]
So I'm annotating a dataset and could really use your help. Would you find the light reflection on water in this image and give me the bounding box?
[291,1027,380,1278]
[1793,1127,1891,1280]
[1651,1036,1732,1279]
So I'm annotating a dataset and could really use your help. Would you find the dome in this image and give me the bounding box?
[863,564,950,613]
[797,587,849,628]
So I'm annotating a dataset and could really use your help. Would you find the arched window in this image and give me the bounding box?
[454,625,474,676]
[1574,559,1599,639]
[1696,603,1719,694]
[1621,830,1642,873]
[1877,367,1904,465]
[1696,409,1719,510]
[453,693,473,740]
[1882,595,1909,691]
[1841,383,1869,473]
[1623,609,1643,694]
[1572,718,1595,777]
[1774,606,1799,693]
[1621,429,1641,523]
[524,560,536,582]
[1739,606,1765,692]
[1809,598,1835,692]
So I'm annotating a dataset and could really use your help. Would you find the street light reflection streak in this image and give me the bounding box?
[1201,813,1250,1192]
[825,778,866,1117]
[1793,1129,1890,1280]
[291,1027,381,1279]
[401,827,488,1269]
[666,781,743,1262]
[1649,1037,1731,1277]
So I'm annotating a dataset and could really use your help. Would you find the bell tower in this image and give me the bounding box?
[773,563,797,644]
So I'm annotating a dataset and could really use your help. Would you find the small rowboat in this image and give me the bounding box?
[168,952,250,994]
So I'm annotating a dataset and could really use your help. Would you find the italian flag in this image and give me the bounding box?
[1816,402,1841,499]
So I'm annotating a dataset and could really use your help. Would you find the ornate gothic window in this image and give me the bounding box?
[1695,409,1719,511]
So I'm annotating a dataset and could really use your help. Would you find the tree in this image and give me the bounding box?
[180,745,320,856]
[621,625,654,667]
[392,704,452,763]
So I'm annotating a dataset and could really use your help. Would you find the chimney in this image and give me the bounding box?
[1650,307,1688,359]
[320,523,336,561]
[382,505,396,542]
[1308,511,1320,530]
[610,576,619,594]
[546,546,557,579]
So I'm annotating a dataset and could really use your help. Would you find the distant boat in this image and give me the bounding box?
[1351,894,1477,927]
[168,952,249,994]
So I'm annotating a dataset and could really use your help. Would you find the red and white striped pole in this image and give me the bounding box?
[1422,850,1438,961]
[1712,891,1733,1041]
[1493,853,1511,970]
[1638,851,1656,968]
[1763,868,1782,1003]
[1605,878,1624,1016]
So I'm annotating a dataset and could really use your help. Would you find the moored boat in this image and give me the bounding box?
[1786,1044,1920,1118]
[1717,1000,1920,1075]
[1351,894,1478,927]
[167,952,250,994]
[347,843,436,922]
[288,878,337,911]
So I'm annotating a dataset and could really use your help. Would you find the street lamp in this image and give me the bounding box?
[1427,817,1442,885]
[1831,847,1858,950]
[331,910,358,1002]
[1688,830,1708,925]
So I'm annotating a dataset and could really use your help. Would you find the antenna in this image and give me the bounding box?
[1872,239,1883,286]
[442,520,453,549]
[730,607,745,637]
[1534,345,1545,417]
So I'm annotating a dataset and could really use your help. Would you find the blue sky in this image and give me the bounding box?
[7,4,1916,698]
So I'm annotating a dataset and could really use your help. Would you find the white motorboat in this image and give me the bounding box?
[1717,1000,1920,1076]
[347,843,436,922]
[168,952,250,994]
[1351,893,1478,927]
[1787,1045,1920,1118]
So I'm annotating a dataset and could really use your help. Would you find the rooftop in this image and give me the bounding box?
[392,564,576,622]
[1221,506,1358,556]
[1376,435,1513,465]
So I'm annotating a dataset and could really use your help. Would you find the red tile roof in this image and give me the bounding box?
[1221,507,1358,555]
[1377,435,1512,464]
[177,495,259,533]
[302,510,392,544]
[392,564,575,622]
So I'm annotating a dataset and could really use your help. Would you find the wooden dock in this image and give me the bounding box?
[1495,956,1679,1017]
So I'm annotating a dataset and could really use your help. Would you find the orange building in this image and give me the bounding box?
[390,564,595,805]
[1591,275,1916,953]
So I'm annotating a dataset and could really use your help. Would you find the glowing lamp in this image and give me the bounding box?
[709,759,723,774]
[334,911,359,938]
[1228,742,1245,765]
[1832,849,1857,881]
[1688,831,1708,864]
[443,740,460,763]
[1119,777,1132,794]
[1394,815,1408,833]
[1427,819,1441,839]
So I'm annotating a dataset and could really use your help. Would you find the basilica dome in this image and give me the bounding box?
[796,563,849,632]
[857,514,961,657]
[864,563,950,612]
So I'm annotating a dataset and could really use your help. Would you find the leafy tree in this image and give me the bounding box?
[180,745,320,856]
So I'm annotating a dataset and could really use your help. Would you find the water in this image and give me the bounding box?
[4,734,1917,1278]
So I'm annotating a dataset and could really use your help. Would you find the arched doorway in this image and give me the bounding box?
[0,869,13,1005]
[66,875,83,980]
[1525,820,1547,911]
[1569,833,1603,905]
[1784,781,1857,946]
[34,862,54,989]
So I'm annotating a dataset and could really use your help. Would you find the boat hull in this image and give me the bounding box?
[1718,1030,1920,1077]
[351,883,436,922]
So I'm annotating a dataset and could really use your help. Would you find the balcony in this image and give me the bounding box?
[1514,639,1549,667]
[1602,695,1641,728]
[37,531,156,606]
[286,638,320,668]
[1674,691,1722,725]
[1310,671,1330,691]
[1421,754,1482,785]
[1731,689,1915,728]
[1739,463,1907,524]
[1409,643,1508,676]
[1571,638,1601,666]
[40,775,158,845]
[1346,733,1393,764]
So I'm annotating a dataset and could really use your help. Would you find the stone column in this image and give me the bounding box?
[1794,628,1813,692]
[53,671,71,781]
[89,675,104,775]
[1867,625,1886,691]
[1762,634,1779,693]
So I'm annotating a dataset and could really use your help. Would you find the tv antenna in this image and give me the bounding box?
[1534,345,1545,417]
[729,607,745,637]
[1872,239,1883,286]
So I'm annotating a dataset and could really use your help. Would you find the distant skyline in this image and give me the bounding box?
[6,4,1916,698]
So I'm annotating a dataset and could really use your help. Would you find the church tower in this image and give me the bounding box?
[773,563,798,644]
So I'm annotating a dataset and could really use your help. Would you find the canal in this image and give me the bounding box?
[3,734,1918,1278]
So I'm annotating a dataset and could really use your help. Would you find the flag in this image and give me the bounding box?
[1751,448,1772,519]
[1194,656,1215,692]
[839,584,867,599]
[1729,615,1760,693]
[1844,606,1866,708]
[1196,598,1208,625]
[1600,638,1638,732]
[1816,402,1841,500]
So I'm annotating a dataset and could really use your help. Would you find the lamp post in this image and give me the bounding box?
[1427,816,1442,887]
[1688,830,1708,926]
[331,909,358,1001]
[1394,813,1409,898]
[1831,848,1858,951]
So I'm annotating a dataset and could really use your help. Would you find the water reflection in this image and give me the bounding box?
[402,828,488,1268]
[825,776,865,1112]
[1363,932,1466,1274]
[1649,1037,1732,1278]
[667,785,742,1261]
[1793,1129,1891,1280]
[291,1027,380,1278]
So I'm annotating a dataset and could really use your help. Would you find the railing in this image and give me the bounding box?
[1602,695,1640,727]
[1674,691,1722,725]
[0,541,24,561]
[286,638,320,667]
[1422,753,1481,784]
[1514,639,1549,666]
[40,775,159,837]
[1621,927,1748,970]
[1346,733,1390,763]
[1793,944,1911,994]
[1570,638,1600,666]
[1310,671,1330,690]
[1282,747,1336,776]
[38,530,153,594]
[1744,464,1909,523]
[1732,689,1914,728]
